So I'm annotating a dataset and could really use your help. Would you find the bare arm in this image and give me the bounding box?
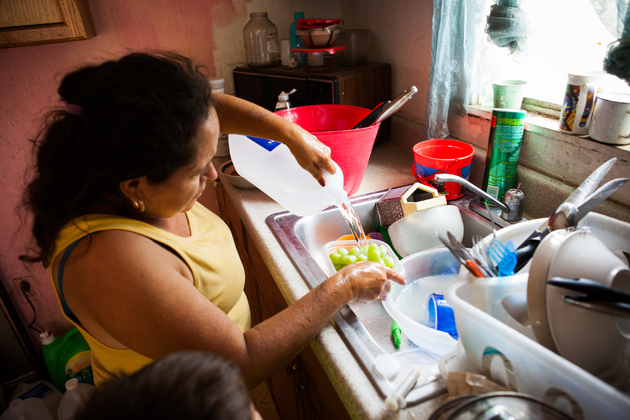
[63,231,404,389]
[212,93,336,184]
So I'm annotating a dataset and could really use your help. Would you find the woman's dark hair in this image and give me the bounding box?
[21,52,213,265]
[75,351,253,420]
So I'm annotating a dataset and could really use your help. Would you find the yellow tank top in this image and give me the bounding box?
[48,203,250,389]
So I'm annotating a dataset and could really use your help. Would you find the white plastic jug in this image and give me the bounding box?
[0,398,54,420]
[10,380,62,420]
[229,134,347,216]
[56,379,97,420]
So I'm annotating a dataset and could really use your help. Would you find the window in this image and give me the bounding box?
[476,0,630,108]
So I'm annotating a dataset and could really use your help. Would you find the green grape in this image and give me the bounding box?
[377,258,385,266]
[349,247,361,256]
[344,255,357,265]
[338,248,349,256]
[334,263,344,272]
[329,252,341,264]
[368,250,380,262]
[357,254,368,262]
[379,245,388,257]
[368,244,380,255]
[361,245,369,255]
[383,256,395,268]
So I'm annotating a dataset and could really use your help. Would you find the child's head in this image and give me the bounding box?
[76,351,260,420]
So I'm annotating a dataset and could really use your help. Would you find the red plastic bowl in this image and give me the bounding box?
[275,105,380,196]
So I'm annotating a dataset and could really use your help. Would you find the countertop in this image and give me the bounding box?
[217,139,450,419]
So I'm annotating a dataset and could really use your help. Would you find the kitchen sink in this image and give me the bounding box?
[266,188,498,403]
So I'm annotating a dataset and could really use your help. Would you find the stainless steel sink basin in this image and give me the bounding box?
[266,188,497,403]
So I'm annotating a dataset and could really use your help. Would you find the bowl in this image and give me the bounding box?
[322,239,405,277]
[382,248,461,356]
[337,29,372,65]
[296,27,341,47]
[219,160,257,190]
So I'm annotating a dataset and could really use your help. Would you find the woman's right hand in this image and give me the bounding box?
[335,261,405,303]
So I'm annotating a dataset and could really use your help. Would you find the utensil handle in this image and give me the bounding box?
[353,101,390,129]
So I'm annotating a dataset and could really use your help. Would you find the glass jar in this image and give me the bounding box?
[243,12,279,68]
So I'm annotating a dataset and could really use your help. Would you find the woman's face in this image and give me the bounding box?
[131,109,220,219]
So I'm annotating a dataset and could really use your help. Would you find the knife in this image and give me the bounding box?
[437,232,486,278]
[370,86,418,127]
[514,158,628,272]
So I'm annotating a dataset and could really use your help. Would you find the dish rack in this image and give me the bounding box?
[446,214,630,419]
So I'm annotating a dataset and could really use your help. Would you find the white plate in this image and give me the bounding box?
[527,229,630,376]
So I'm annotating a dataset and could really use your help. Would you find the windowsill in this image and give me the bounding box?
[467,103,630,154]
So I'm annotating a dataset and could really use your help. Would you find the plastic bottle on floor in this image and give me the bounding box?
[9,379,62,420]
[57,379,98,420]
[40,329,94,392]
[0,398,54,420]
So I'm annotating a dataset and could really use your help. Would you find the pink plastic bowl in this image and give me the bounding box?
[275,105,380,196]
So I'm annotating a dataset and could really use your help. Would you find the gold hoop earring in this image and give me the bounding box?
[133,200,145,213]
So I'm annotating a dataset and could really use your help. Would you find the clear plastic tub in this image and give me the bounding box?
[323,239,405,277]
[382,248,461,356]
[446,216,630,419]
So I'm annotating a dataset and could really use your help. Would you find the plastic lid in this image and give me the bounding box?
[65,378,79,391]
[40,330,55,345]
[291,45,346,54]
[209,78,224,90]
[294,12,305,19]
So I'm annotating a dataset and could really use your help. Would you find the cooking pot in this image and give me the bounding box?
[588,92,630,145]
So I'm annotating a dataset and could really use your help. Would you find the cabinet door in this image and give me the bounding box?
[0,0,95,48]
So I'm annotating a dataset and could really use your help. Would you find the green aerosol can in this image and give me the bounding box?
[482,109,526,203]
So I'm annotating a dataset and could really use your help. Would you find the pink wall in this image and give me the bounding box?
[0,0,249,347]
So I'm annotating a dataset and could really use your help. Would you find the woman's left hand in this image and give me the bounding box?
[286,124,337,186]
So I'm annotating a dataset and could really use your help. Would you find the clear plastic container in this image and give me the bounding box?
[57,379,98,420]
[382,248,460,356]
[243,12,279,68]
[323,239,405,277]
[228,134,346,217]
[446,215,630,419]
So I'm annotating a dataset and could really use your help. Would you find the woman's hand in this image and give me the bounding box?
[286,124,337,186]
[335,261,406,302]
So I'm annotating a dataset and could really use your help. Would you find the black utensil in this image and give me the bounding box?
[353,101,391,129]
[548,276,630,304]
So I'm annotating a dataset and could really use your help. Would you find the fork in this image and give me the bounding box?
[472,235,497,277]
[487,238,517,276]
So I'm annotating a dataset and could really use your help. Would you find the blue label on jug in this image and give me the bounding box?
[247,136,281,152]
[18,383,54,400]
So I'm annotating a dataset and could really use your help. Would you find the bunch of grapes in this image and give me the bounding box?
[329,243,396,272]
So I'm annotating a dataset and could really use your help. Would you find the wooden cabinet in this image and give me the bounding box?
[215,182,351,420]
[0,0,95,48]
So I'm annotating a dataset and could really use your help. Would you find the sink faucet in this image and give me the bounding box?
[433,174,524,222]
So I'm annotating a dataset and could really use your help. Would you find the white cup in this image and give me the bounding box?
[589,92,630,145]
[280,39,291,67]
[559,71,606,135]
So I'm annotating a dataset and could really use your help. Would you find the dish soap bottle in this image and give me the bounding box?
[274,89,296,112]
[40,329,94,392]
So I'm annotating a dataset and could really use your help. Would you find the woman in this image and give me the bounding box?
[22,52,405,389]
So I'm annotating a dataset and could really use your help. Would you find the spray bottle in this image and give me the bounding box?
[40,329,94,392]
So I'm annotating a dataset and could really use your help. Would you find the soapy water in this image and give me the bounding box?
[395,273,459,325]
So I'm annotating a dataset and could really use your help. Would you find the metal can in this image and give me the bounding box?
[482,109,526,203]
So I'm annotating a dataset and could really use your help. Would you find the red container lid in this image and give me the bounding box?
[291,45,346,54]
[297,18,344,29]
